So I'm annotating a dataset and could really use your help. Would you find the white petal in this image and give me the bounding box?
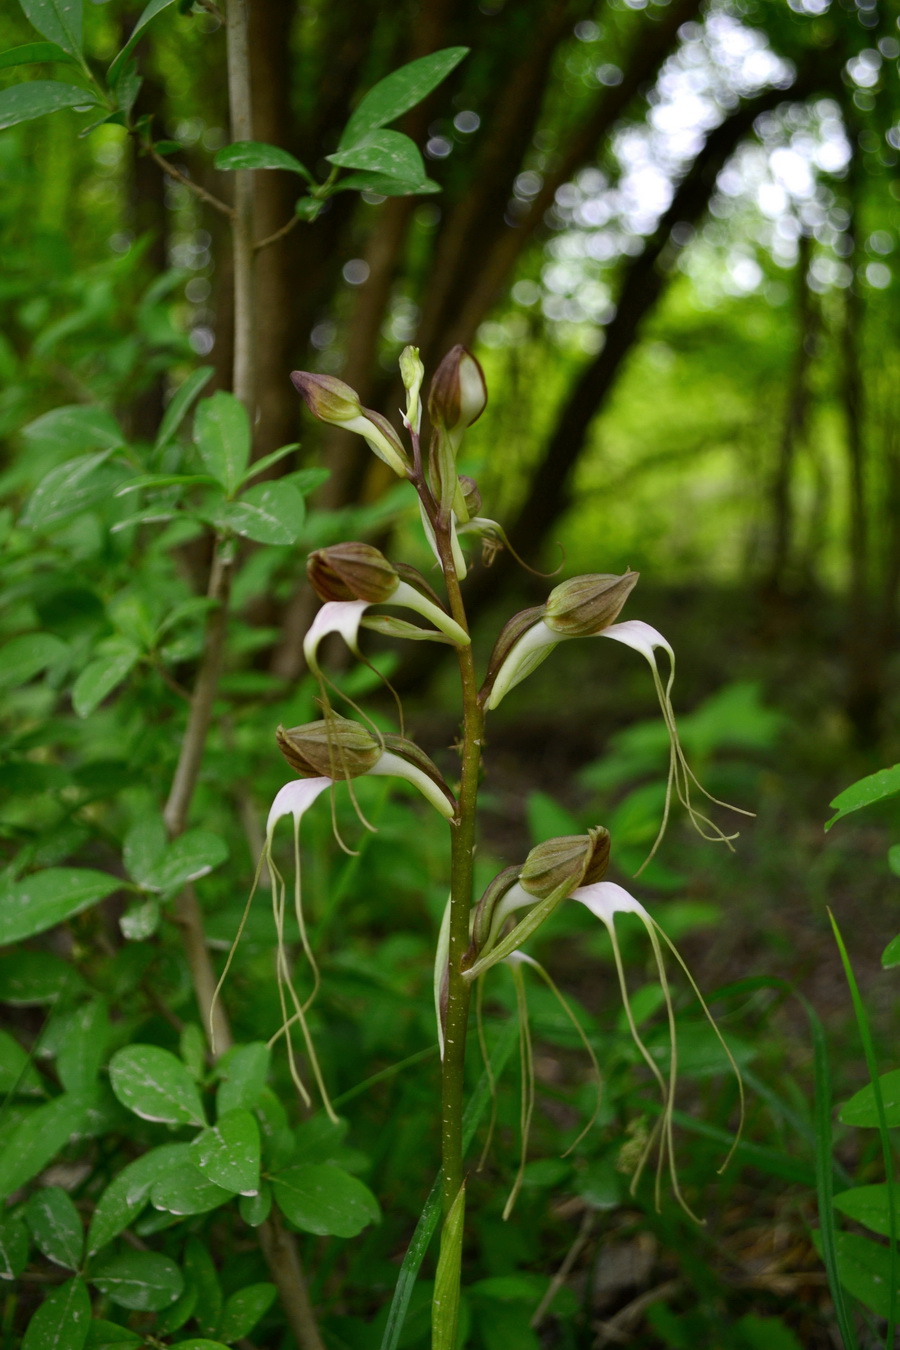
[572,881,651,924]
[266,777,332,836]
[303,599,368,673]
[485,620,561,710]
[598,619,674,664]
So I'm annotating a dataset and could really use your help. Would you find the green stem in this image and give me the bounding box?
[436,532,483,1216]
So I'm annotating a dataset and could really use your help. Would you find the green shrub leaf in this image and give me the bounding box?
[72,640,142,717]
[89,1250,183,1311]
[194,391,250,495]
[108,1045,207,1127]
[217,1282,277,1342]
[19,0,83,57]
[0,1215,30,1281]
[219,480,305,544]
[833,1183,900,1238]
[272,1163,380,1237]
[0,1091,94,1200]
[22,1277,91,1350]
[215,1042,270,1115]
[0,633,67,689]
[26,1187,84,1271]
[0,869,119,944]
[151,1164,232,1216]
[190,1108,260,1196]
[214,140,312,181]
[328,129,425,182]
[140,829,228,892]
[87,1144,192,1255]
[339,47,467,149]
[826,765,900,829]
[840,1069,900,1128]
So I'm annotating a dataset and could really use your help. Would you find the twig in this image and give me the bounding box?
[257,1210,327,1350]
[142,138,235,219]
[531,1208,595,1328]
[254,211,303,253]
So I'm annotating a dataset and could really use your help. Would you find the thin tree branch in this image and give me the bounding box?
[141,138,235,218]
[255,211,302,252]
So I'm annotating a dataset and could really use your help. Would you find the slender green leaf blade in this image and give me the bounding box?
[22,1277,91,1350]
[0,41,77,70]
[239,441,300,484]
[272,1164,380,1237]
[190,1109,260,1196]
[108,1045,207,1127]
[155,366,214,449]
[90,1251,183,1312]
[220,480,305,544]
[328,129,425,181]
[107,0,177,85]
[0,869,119,944]
[19,0,83,57]
[87,1144,192,1255]
[339,47,467,148]
[826,765,900,828]
[26,1187,84,1271]
[217,1283,277,1342]
[432,1185,465,1350]
[0,79,96,129]
[214,140,312,180]
[193,391,250,494]
[0,1091,94,1200]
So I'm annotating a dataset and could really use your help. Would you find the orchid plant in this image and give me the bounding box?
[243,345,748,1346]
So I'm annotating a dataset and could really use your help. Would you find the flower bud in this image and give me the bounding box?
[468,864,523,961]
[276,717,382,780]
[479,605,548,705]
[427,345,487,439]
[544,571,639,638]
[519,828,610,900]
[290,370,411,477]
[307,543,399,604]
[399,345,425,434]
[290,371,362,423]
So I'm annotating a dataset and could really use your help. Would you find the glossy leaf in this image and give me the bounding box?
[107,0,177,85]
[826,765,900,829]
[0,41,77,69]
[22,404,125,452]
[882,930,900,969]
[119,893,162,938]
[19,0,83,56]
[26,1187,84,1271]
[155,365,215,449]
[328,130,425,182]
[150,1164,232,1216]
[219,480,305,544]
[214,140,312,181]
[72,640,142,717]
[0,79,96,131]
[0,633,67,689]
[190,1108,260,1196]
[339,47,467,149]
[83,1320,143,1348]
[0,1091,93,1200]
[194,391,250,495]
[22,1277,91,1350]
[108,1045,206,1126]
[334,170,439,197]
[272,1163,380,1237]
[182,1237,222,1336]
[0,869,119,944]
[831,1231,900,1318]
[217,1283,277,1342]
[90,1250,183,1311]
[87,1144,192,1255]
[141,829,228,892]
[238,1183,271,1228]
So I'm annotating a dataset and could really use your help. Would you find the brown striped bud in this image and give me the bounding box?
[543,572,639,638]
[519,828,610,901]
[307,543,399,604]
[276,717,382,780]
